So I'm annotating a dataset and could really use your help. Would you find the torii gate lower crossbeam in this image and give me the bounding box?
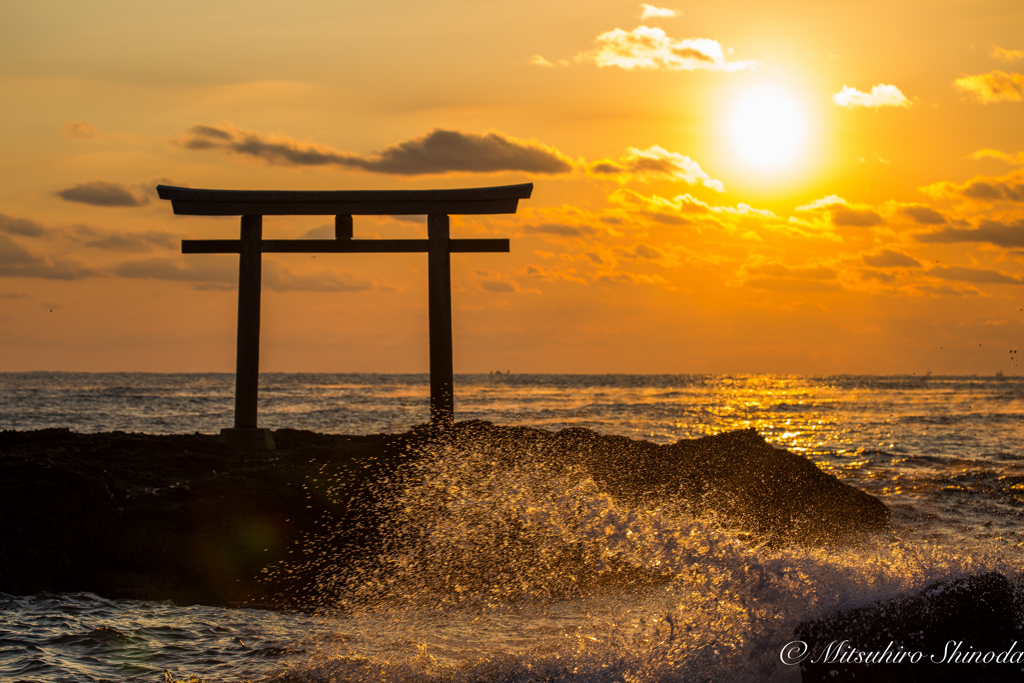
[158,183,532,449]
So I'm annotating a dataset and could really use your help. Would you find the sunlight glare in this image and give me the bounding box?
[728,86,806,170]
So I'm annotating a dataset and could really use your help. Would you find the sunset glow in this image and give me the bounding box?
[1,1,1023,375]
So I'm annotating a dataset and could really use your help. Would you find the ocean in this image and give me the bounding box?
[2,372,1023,682]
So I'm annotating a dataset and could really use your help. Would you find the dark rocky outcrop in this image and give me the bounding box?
[795,572,1024,682]
[0,422,888,606]
[453,423,888,546]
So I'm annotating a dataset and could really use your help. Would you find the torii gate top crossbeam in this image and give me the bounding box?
[156,183,533,216]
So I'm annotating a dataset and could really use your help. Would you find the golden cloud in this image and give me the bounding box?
[862,249,922,268]
[921,170,1024,202]
[796,195,847,211]
[577,26,755,72]
[62,121,105,141]
[954,71,1024,104]
[969,148,1024,165]
[832,84,910,108]
[640,4,676,19]
[991,45,1024,62]
[589,146,725,191]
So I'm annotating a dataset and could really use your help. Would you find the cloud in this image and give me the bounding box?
[605,189,785,239]
[913,284,980,297]
[114,256,385,292]
[831,207,884,227]
[991,45,1024,62]
[114,256,237,285]
[301,225,335,239]
[576,26,755,72]
[630,243,664,259]
[744,277,842,292]
[594,270,671,286]
[747,263,838,280]
[263,262,383,292]
[915,219,1024,248]
[475,270,521,293]
[793,195,886,228]
[969,148,1024,165]
[863,249,922,268]
[832,84,910,108]
[0,212,47,237]
[57,181,150,207]
[640,4,676,19]
[589,146,724,191]
[739,261,844,295]
[523,223,599,238]
[62,121,105,140]
[0,234,94,280]
[922,172,1024,203]
[861,269,897,283]
[899,205,946,225]
[73,225,178,252]
[796,195,847,211]
[928,265,1024,285]
[0,234,41,266]
[954,71,1024,104]
[178,125,574,175]
[519,263,588,284]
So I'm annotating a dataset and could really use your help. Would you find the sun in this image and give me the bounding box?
[728,86,806,170]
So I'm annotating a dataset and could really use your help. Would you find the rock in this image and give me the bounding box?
[795,572,1024,682]
[444,422,890,545]
[0,423,888,606]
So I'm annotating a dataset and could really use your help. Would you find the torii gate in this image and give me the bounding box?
[157,183,532,449]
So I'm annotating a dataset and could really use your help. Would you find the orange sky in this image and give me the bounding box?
[2,0,1024,374]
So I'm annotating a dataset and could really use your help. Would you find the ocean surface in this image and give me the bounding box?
[2,372,1024,682]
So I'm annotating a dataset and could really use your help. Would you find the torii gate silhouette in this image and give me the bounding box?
[157,183,532,449]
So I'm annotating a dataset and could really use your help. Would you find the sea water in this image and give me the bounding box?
[1,373,1023,681]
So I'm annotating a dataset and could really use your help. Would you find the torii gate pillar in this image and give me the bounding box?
[428,214,455,427]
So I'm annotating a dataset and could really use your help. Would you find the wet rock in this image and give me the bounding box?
[0,423,888,606]
[445,422,890,545]
[795,572,1024,682]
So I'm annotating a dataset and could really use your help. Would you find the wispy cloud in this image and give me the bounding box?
[991,45,1024,62]
[519,263,588,285]
[863,249,922,268]
[576,26,755,72]
[589,146,724,191]
[62,121,106,141]
[922,171,1024,202]
[832,84,910,108]
[899,205,947,225]
[954,71,1024,104]
[177,125,574,175]
[56,181,150,207]
[523,223,599,238]
[928,264,1024,285]
[640,4,676,20]
[0,212,47,237]
[527,55,567,68]
[73,225,178,252]
[742,262,842,292]
[114,256,388,292]
[831,207,884,227]
[796,195,847,211]
[969,148,1024,165]
[915,219,1024,248]
[0,234,94,280]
